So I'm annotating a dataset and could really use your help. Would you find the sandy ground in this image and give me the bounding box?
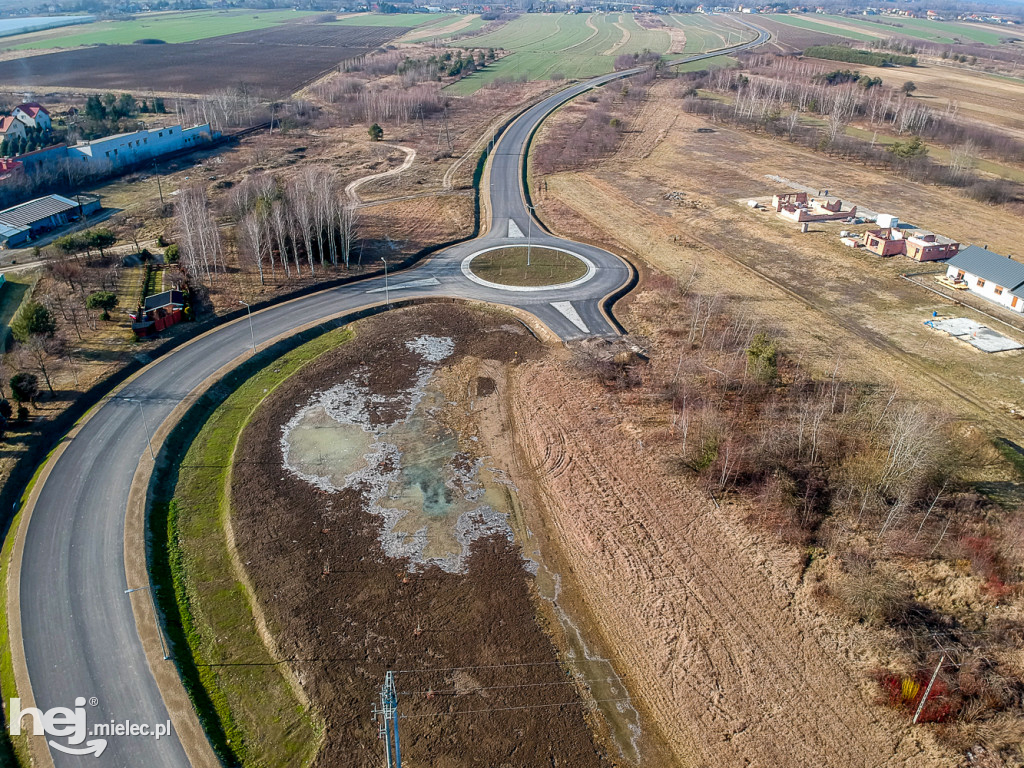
[506,354,956,767]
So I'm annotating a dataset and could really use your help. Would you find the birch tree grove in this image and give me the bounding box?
[229,167,361,282]
[174,185,224,286]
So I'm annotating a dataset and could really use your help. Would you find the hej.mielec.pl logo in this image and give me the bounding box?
[8,697,172,758]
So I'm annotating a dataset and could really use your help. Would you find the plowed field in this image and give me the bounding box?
[0,22,397,95]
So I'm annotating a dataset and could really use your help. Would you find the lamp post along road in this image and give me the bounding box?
[526,204,536,267]
[239,300,256,355]
[382,258,390,306]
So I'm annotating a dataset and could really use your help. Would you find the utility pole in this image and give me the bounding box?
[373,672,402,768]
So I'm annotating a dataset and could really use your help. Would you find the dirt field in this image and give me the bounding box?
[531,79,1024,436]
[0,22,398,96]
[515,76,1024,767]
[505,351,962,767]
[230,305,617,768]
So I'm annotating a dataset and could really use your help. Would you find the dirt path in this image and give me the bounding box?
[344,144,416,205]
[604,16,632,56]
[507,359,954,767]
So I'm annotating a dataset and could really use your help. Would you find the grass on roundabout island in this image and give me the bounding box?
[469,246,588,287]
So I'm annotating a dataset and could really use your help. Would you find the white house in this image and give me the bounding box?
[67,123,215,172]
[12,103,51,132]
[0,116,26,143]
[945,245,1024,314]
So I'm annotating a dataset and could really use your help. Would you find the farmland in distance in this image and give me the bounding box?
[0,20,400,96]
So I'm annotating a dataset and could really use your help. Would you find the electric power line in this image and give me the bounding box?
[392,658,614,675]
[400,696,632,720]
[400,677,617,697]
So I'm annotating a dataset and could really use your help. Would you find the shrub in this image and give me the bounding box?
[86,291,118,321]
[10,372,39,405]
[0,399,11,420]
[11,301,56,342]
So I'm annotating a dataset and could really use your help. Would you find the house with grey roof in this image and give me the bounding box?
[945,245,1024,314]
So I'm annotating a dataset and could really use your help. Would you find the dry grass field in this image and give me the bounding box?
[520,75,1024,767]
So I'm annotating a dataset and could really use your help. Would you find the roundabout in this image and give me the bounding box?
[461,245,596,291]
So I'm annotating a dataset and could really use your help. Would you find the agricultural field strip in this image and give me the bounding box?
[331,13,450,27]
[763,14,878,43]
[817,13,1004,45]
[398,15,487,43]
[8,10,317,50]
[615,14,671,57]
[666,15,725,53]
[447,14,627,92]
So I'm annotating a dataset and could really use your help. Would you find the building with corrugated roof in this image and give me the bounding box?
[0,193,101,248]
[945,245,1024,314]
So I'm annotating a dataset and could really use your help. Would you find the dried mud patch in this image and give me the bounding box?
[231,304,612,767]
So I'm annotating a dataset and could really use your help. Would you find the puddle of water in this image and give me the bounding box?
[281,335,516,574]
[279,333,642,760]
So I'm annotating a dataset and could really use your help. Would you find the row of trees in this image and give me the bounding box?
[53,228,118,262]
[1,124,59,157]
[228,167,359,283]
[733,55,1024,162]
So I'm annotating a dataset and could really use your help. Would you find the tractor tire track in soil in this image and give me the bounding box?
[231,305,615,768]
[507,357,954,767]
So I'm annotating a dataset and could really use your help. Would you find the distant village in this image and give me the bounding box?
[0,0,1020,24]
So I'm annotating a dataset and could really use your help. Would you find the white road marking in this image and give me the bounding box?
[550,301,589,333]
[507,220,524,238]
[366,277,440,294]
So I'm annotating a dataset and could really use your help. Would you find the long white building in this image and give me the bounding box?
[67,123,215,172]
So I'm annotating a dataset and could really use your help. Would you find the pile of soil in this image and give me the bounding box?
[231,304,611,767]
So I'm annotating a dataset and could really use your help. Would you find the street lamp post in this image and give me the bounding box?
[136,400,155,460]
[381,258,389,307]
[526,204,536,267]
[239,301,256,356]
[125,585,170,660]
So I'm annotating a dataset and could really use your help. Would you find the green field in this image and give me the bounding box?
[615,14,671,57]
[6,9,318,49]
[821,13,1008,45]
[447,12,738,95]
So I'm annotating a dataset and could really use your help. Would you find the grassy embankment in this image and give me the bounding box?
[151,326,354,768]
[469,246,588,286]
[0,276,34,350]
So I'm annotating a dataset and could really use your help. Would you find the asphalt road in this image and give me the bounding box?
[15,19,769,767]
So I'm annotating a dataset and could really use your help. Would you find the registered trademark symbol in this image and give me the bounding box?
[88,697,98,707]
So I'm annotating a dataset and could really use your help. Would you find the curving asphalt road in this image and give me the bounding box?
[13,18,769,768]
